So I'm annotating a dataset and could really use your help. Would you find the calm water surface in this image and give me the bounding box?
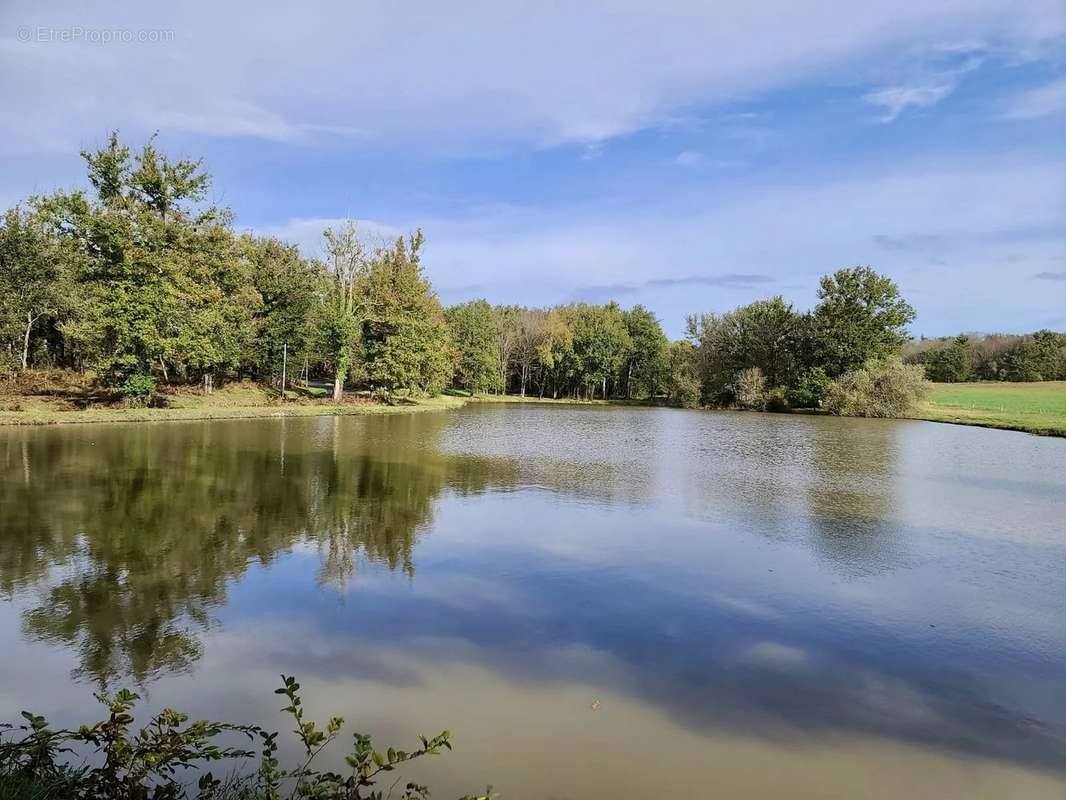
[1,404,1065,798]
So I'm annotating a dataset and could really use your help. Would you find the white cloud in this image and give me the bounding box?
[1003,77,1066,119]
[861,54,984,122]
[263,154,1066,337]
[863,83,957,122]
[1,0,1063,154]
[142,100,369,143]
[675,150,704,166]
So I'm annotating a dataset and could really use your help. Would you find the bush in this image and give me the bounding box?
[119,373,157,407]
[787,367,829,409]
[731,367,767,410]
[822,358,928,418]
[0,676,491,800]
[763,386,790,412]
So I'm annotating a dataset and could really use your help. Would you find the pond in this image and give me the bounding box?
[1,404,1064,798]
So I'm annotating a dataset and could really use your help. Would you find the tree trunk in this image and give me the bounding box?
[333,353,349,402]
[21,311,35,370]
[520,364,528,397]
[602,377,607,400]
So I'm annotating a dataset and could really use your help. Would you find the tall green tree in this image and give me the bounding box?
[0,207,71,371]
[812,266,915,377]
[446,300,501,393]
[242,235,321,383]
[621,305,668,398]
[321,220,366,400]
[922,335,973,382]
[359,232,455,397]
[567,303,631,399]
[35,133,242,390]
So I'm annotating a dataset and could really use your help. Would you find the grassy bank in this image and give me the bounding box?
[911,381,1066,437]
[472,385,1066,438]
[0,382,467,426]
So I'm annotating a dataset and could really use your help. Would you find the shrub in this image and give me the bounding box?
[0,676,491,800]
[763,386,790,413]
[731,367,767,410]
[787,367,830,409]
[119,373,157,407]
[822,358,928,418]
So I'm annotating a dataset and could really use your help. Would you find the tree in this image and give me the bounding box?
[446,300,501,393]
[922,335,972,382]
[663,340,701,408]
[812,266,915,377]
[321,220,367,400]
[568,303,631,399]
[512,309,548,397]
[0,208,70,371]
[242,235,321,384]
[535,309,574,398]
[492,305,521,394]
[359,232,455,397]
[34,133,241,392]
[1001,329,1066,381]
[621,305,668,398]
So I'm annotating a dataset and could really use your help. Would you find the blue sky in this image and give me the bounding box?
[2,1,1064,337]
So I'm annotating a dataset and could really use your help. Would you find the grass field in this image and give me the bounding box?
[913,381,1066,437]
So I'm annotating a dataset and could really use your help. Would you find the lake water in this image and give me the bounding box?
[1,403,1064,798]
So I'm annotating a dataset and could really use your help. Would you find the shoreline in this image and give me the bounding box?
[0,393,468,427]
[471,392,1066,438]
[2,389,1062,438]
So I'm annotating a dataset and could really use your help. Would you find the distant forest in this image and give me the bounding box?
[2,134,1064,414]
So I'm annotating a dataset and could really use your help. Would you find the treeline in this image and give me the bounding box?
[0,134,453,403]
[459,265,926,415]
[4,133,1044,419]
[904,332,1066,383]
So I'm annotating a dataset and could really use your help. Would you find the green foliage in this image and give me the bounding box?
[446,300,502,394]
[120,373,157,406]
[0,207,74,374]
[621,305,668,398]
[0,677,489,800]
[822,358,929,418]
[905,330,1066,383]
[921,335,973,382]
[999,329,1066,381]
[812,266,915,378]
[787,367,830,409]
[241,236,322,384]
[566,303,631,399]
[686,296,809,404]
[663,341,702,408]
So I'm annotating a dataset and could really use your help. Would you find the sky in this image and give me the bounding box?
[1,1,1064,338]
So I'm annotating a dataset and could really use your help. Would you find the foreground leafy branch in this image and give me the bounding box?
[0,676,492,800]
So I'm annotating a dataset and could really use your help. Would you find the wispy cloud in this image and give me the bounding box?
[1003,78,1066,119]
[144,99,369,143]
[1,1,1062,155]
[1032,270,1066,281]
[863,83,958,122]
[862,54,983,122]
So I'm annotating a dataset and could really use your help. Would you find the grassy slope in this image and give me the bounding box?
[0,383,467,426]
[912,381,1066,437]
